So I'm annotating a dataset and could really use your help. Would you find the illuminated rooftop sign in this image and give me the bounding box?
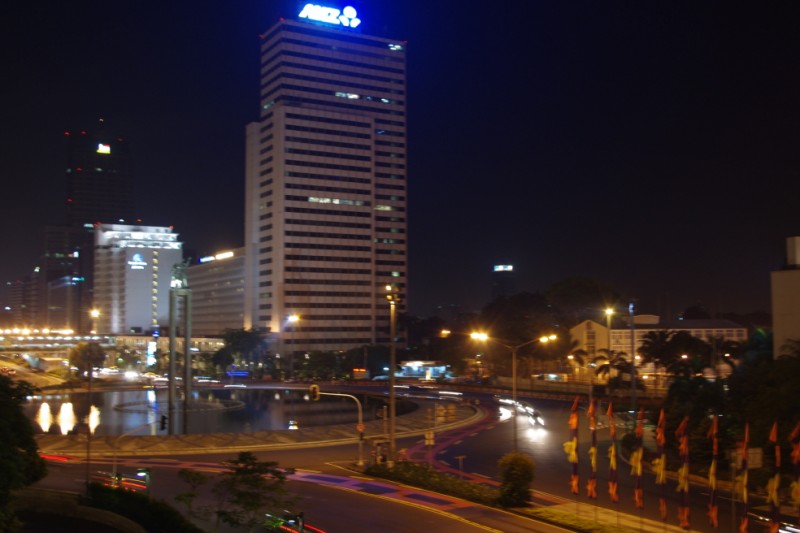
[198,250,236,263]
[493,265,513,272]
[298,4,361,28]
[97,143,111,154]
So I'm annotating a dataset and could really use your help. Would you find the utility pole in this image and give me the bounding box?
[629,300,637,422]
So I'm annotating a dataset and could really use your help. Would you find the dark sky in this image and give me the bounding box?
[2,1,799,319]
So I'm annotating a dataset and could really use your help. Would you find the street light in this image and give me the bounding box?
[604,308,614,352]
[89,308,100,335]
[281,314,300,378]
[628,300,637,422]
[470,332,556,451]
[385,285,401,467]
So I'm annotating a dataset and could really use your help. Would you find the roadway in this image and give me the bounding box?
[26,380,786,532]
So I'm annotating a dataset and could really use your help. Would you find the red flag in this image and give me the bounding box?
[740,423,749,533]
[564,397,580,495]
[675,416,690,530]
[707,415,719,528]
[768,422,780,533]
[790,421,800,511]
[632,408,645,509]
[655,409,667,521]
[606,402,619,503]
[587,399,598,499]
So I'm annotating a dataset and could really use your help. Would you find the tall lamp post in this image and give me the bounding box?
[628,301,637,420]
[604,308,614,353]
[89,308,100,335]
[470,332,556,451]
[284,314,300,378]
[385,285,400,467]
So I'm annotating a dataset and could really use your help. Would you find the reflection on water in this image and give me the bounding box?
[26,388,376,437]
[89,405,100,434]
[36,403,52,432]
[58,403,75,435]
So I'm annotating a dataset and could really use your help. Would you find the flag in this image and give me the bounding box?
[790,421,800,511]
[707,414,719,527]
[607,402,619,503]
[632,408,644,509]
[654,408,668,521]
[739,423,749,533]
[587,398,598,499]
[767,422,780,533]
[563,396,580,494]
[675,416,690,530]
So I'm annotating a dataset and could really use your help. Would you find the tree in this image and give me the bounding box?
[212,452,295,531]
[0,376,47,530]
[497,451,534,507]
[220,328,268,374]
[175,468,210,519]
[67,342,107,378]
[211,348,235,376]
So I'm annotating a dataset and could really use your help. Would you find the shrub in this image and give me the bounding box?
[365,462,498,506]
[497,451,535,507]
[86,483,204,533]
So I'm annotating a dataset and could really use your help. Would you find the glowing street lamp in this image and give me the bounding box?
[470,332,556,451]
[385,285,401,467]
[89,308,100,335]
[283,314,300,377]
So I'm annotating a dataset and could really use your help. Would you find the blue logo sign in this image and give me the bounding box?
[128,253,147,270]
[298,4,361,28]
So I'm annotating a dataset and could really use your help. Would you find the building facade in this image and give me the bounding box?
[93,224,183,335]
[18,122,136,333]
[244,7,408,353]
[570,315,748,358]
[186,248,246,336]
[64,124,135,227]
[771,236,800,357]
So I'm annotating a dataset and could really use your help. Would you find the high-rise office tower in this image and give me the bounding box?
[32,121,136,332]
[65,122,134,227]
[244,6,407,353]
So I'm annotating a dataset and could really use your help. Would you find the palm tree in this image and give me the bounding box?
[592,349,628,383]
[638,330,673,365]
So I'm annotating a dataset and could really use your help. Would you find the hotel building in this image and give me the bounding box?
[93,223,183,335]
[244,6,408,352]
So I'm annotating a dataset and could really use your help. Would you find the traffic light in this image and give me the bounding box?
[159,415,168,430]
[309,384,320,401]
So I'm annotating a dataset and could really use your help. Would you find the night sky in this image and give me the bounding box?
[2,1,799,319]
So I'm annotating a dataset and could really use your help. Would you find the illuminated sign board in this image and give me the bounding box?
[298,4,361,28]
[97,143,111,154]
[198,250,235,263]
[493,265,513,272]
[128,253,147,270]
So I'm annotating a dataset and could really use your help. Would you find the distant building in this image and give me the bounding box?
[771,236,800,357]
[7,269,40,326]
[93,223,183,335]
[570,314,748,358]
[490,264,516,301]
[186,248,245,336]
[64,124,134,227]
[244,7,408,352]
[25,122,136,332]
